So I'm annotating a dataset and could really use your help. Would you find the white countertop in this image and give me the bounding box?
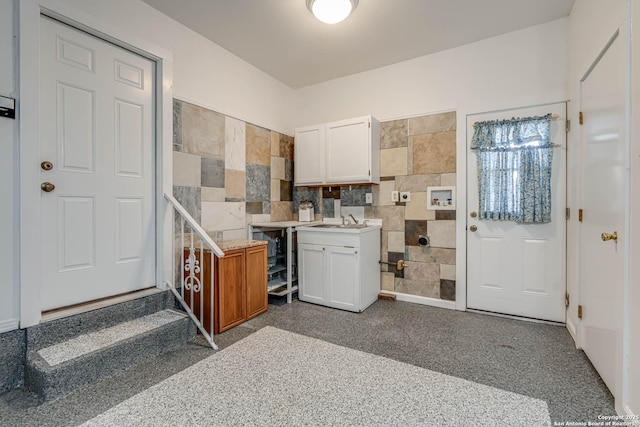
[250,221,323,228]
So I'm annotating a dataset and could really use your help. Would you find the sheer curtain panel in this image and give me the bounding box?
[470,114,553,224]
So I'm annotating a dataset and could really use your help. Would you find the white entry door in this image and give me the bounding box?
[466,104,566,322]
[580,29,625,402]
[39,17,156,310]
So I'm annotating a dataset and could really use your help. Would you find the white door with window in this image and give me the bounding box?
[466,103,566,322]
[39,17,156,310]
[580,28,625,404]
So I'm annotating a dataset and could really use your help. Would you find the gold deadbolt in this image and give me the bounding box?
[469,225,478,232]
[41,182,55,192]
[41,161,53,171]
[470,211,478,218]
[601,231,618,243]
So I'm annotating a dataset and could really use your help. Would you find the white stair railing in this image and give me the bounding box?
[164,193,224,350]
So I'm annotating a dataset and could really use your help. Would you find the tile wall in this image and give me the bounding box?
[173,101,455,301]
[172,100,295,241]
[295,111,457,302]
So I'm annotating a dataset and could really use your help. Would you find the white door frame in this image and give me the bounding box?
[18,0,174,328]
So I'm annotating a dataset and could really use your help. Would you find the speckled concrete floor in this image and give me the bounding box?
[0,299,615,426]
[80,326,551,427]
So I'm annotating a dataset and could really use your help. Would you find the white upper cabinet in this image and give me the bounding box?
[294,124,325,185]
[294,116,380,186]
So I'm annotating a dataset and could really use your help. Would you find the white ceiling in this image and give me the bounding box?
[142,0,574,89]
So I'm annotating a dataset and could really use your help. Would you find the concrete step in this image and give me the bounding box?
[25,309,196,401]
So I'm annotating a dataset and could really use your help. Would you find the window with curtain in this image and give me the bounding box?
[471,114,553,224]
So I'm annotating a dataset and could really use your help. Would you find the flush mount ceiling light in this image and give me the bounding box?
[306,0,359,24]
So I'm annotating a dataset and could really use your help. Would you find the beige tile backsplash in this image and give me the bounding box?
[373,111,457,301]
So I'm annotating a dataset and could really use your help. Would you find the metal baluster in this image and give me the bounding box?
[190,227,194,313]
[181,217,185,300]
[210,255,214,339]
[200,241,204,327]
[171,207,175,292]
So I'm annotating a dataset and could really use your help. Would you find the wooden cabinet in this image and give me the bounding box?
[184,243,267,335]
[294,115,380,186]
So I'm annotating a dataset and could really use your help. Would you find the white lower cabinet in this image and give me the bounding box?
[297,227,380,312]
[299,243,359,311]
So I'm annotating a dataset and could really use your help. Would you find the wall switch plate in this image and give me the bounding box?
[391,191,399,202]
[365,193,372,203]
[400,191,411,202]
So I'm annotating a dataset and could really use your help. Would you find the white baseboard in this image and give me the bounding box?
[388,292,456,310]
[0,318,20,333]
[566,317,580,349]
[624,406,639,425]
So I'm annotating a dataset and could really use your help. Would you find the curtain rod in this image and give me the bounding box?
[473,113,560,127]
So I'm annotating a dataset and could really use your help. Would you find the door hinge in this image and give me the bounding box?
[565,292,570,307]
[578,305,583,319]
[368,121,371,128]
[578,209,583,222]
[565,207,570,220]
[579,111,584,125]
[368,169,371,176]
[565,119,571,133]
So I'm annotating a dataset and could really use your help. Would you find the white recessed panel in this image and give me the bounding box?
[115,99,144,177]
[115,60,144,89]
[328,251,356,307]
[115,198,143,263]
[522,239,550,296]
[56,36,95,73]
[58,83,95,173]
[58,197,95,271]
[480,237,503,291]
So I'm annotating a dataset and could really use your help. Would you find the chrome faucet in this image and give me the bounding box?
[349,214,359,224]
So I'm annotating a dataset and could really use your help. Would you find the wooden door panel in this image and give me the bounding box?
[216,249,246,333]
[246,245,267,319]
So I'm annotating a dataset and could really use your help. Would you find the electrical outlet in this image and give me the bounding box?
[391,191,399,202]
[400,191,411,202]
[365,193,373,204]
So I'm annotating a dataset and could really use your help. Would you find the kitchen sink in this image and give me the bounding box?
[310,223,369,229]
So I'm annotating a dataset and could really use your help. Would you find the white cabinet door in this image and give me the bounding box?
[325,246,359,311]
[325,117,371,184]
[298,243,326,305]
[294,125,324,185]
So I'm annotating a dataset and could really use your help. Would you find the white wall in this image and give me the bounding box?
[629,0,640,417]
[294,18,569,310]
[0,0,297,329]
[0,0,18,332]
[294,19,568,126]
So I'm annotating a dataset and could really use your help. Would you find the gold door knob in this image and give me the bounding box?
[41,182,55,192]
[41,161,53,171]
[469,225,478,232]
[601,231,618,243]
[470,211,478,218]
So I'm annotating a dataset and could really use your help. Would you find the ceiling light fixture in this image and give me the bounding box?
[306,0,358,24]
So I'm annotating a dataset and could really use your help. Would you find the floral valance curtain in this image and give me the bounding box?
[471,114,553,224]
